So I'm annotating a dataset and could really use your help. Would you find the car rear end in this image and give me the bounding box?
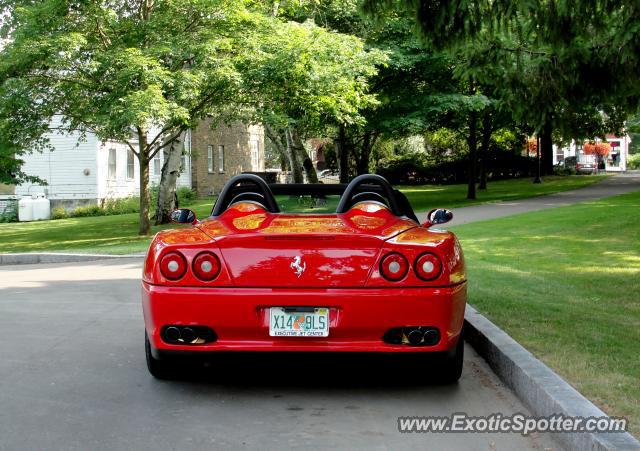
[142,208,466,362]
[576,154,597,174]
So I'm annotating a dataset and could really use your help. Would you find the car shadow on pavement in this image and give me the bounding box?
[157,351,460,390]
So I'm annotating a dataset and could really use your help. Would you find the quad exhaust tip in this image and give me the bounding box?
[161,325,217,344]
[382,326,441,346]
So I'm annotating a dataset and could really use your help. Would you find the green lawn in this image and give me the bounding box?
[451,191,640,434]
[0,175,605,254]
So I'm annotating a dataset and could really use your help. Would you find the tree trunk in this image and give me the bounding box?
[540,119,554,175]
[284,128,304,183]
[137,129,151,235]
[264,124,288,171]
[154,132,185,225]
[291,129,318,183]
[355,131,374,175]
[466,111,478,200]
[478,112,492,190]
[337,125,349,183]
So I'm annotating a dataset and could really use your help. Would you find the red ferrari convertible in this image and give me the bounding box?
[142,174,467,381]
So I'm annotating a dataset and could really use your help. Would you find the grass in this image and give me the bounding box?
[451,191,640,434]
[0,175,605,254]
[401,175,607,211]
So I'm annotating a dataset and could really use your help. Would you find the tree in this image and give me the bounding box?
[363,0,640,178]
[0,0,260,234]
[154,132,186,224]
[235,17,384,183]
[0,129,44,186]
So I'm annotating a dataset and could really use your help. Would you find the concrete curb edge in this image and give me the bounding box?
[0,253,144,265]
[464,304,639,451]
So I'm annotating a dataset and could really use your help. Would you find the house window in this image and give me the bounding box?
[127,149,135,179]
[153,152,161,175]
[250,140,259,170]
[218,145,225,173]
[207,145,214,173]
[108,148,117,179]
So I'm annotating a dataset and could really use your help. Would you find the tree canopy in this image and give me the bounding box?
[0,0,382,229]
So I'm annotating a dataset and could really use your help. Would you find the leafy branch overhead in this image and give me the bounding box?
[0,0,383,231]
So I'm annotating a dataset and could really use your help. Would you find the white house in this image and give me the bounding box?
[14,116,192,209]
[13,116,264,209]
[553,134,631,172]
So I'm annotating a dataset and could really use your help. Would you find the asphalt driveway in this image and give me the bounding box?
[0,260,559,450]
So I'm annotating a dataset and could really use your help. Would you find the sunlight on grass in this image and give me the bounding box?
[0,175,607,255]
[453,190,640,434]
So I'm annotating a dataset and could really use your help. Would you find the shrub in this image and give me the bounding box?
[51,207,68,220]
[376,152,430,185]
[553,166,576,176]
[564,156,577,168]
[0,200,18,223]
[103,196,139,215]
[377,152,538,185]
[176,187,196,204]
[72,205,105,217]
[628,154,640,170]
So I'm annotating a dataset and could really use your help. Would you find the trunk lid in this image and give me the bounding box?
[197,209,416,287]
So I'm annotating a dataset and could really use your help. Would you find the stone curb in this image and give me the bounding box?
[464,305,640,451]
[0,253,144,266]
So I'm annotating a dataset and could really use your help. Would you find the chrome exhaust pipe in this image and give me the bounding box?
[407,329,423,346]
[165,326,180,343]
[181,327,196,343]
[423,329,439,346]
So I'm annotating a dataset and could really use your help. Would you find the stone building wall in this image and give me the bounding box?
[190,119,265,196]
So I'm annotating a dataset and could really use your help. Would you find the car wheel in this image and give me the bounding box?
[145,331,174,380]
[437,331,464,384]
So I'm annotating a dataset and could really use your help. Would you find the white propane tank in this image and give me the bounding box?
[32,194,51,221]
[18,196,34,222]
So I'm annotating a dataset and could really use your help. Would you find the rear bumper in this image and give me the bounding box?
[142,282,466,355]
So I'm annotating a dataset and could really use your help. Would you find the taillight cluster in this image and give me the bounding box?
[414,253,442,281]
[160,252,187,280]
[380,253,409,281]
[379,251,442,282]
[159,251,221,282]
[192,252,221,281]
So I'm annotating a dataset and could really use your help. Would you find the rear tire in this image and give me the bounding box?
[438,331,464,384]
[145,331,174,380]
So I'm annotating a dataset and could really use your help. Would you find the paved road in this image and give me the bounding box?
[0,260,558,451]
[418,173,640,226]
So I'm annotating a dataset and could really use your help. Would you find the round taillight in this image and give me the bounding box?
[414,252,442,281]
[192,252,221,281]
[160,252,187,280]
[380,252,409,281]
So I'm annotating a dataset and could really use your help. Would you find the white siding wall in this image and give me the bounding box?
[96,141,139,199]
[16,117,99,200]
[97,139,192,199]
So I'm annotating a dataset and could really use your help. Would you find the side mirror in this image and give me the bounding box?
[170,208,197,224]
[424,208,453,226]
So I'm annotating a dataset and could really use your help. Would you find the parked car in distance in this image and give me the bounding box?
[576,154,597,174]
[318,168,339,183]
[141,174,467,383]
[318,169,338,178]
